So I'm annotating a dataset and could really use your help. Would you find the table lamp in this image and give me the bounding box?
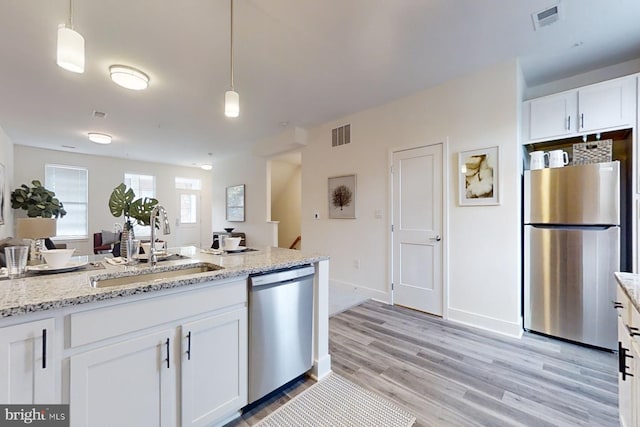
[16,218,57,262]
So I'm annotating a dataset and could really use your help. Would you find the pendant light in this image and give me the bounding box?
[57,0,85,73]
[224,0,239,118]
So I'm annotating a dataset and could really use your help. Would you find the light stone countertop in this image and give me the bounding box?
[0,246,328,318]
[615,272,640,313]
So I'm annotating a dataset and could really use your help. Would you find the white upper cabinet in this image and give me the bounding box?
[578,77,636,133]
[528,91,576,140]
[523,75,637,143]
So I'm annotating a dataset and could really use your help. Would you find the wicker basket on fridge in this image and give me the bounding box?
[572,139,612,165]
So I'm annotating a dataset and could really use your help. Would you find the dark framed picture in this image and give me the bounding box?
[226,184,245,222]
[328,174,356,219]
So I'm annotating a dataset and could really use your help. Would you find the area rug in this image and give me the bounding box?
[254,373,416,427]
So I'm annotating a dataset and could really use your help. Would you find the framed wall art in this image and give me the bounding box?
[328,174,356,219]
[226,184,245,222]
[458,146,500,206]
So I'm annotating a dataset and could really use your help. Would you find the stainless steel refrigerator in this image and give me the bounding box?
[524,161,620,350]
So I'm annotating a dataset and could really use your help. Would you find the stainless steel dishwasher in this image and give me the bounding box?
[248,264,315,403]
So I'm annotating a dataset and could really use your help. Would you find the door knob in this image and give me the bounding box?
[430,235,442,242]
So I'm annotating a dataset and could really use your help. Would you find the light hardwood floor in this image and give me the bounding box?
[228,300,619,427]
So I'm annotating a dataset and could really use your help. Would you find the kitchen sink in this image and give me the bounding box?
[90,262,223,288]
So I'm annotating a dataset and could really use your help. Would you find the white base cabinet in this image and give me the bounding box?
[0,318,55,404]
[181,307,247,427]
[65,278,248,427]
[617,284,639,427]
[70,329,177,427]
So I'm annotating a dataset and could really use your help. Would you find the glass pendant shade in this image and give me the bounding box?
[57,24,85,73]
[225,90,239,118]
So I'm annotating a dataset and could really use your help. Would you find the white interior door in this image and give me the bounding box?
[392,144,443,315]
[175,190,201,248]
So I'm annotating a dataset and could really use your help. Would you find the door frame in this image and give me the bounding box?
[388,139,450,319]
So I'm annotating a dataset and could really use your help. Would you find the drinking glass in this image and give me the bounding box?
[125,239,141,265]
[5,246,29,278]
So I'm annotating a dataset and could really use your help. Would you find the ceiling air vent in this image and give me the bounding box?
[331,124,351,147]
[532,3,562,30]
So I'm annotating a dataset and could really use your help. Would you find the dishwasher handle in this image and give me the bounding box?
[250,265,315,288]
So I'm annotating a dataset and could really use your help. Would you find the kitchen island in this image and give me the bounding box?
[0,246,330,427]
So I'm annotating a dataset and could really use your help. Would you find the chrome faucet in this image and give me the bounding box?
[149,205,171,266]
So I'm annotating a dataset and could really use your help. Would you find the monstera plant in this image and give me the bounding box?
[108,183,158,231]
[11,180,67,218]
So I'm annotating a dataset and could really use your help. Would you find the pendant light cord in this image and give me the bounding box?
[69,0,74,29]
[230,0,234,90]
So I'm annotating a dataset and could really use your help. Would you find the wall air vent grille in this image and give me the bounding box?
[532,4,562,30]
[331,124,351,147]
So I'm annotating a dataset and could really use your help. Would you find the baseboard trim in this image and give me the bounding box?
[310,354,332,381]
[330,279,390,302]
[447,307,523,338]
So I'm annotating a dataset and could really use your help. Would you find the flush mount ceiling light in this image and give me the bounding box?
[201,164,213,171]
[56,0,85,73]
[88,132,112,144]
[109,65,150,90]
[224,0,239,118]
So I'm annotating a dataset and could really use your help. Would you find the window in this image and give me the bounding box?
[176,177,200,225]
[45,165,88,239]
[179,194,197,224]
[125,173,155,199]
[124,173,155,237]
[175,177,201,190]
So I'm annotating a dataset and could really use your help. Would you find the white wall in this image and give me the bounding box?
[210,152,277,247]
[0,126,14,239]
[299,59,522,336]
[13,146,212,255]
[271,160,301,248]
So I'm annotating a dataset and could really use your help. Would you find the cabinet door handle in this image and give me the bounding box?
[580,113,584,129]
[165,338,170,368]
[627,325,640,337]
[186,331,192,361]
[619,341,634,380]
[42,329,47,369]
[567,115,571,130]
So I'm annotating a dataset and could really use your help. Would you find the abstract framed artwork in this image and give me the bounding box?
[458,146,500,206]
[328,174,356,219]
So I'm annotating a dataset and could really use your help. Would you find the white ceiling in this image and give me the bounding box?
[1,0,640,168]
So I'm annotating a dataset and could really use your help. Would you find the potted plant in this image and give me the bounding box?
[10,180,67,259]
[11,180,67,218]
[108,183,158,257]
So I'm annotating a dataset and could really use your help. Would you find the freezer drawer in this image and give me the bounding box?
[524,225,619,350]
[524,161,619,225]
